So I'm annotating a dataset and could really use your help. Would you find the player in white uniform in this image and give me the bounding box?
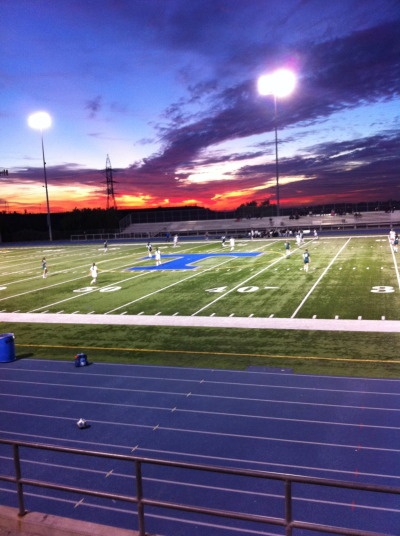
[155,248,161,266]
[389,228,396,247]
[90,263,98,284]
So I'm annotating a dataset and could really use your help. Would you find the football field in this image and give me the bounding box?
[0,234,400,377]
[1,235,399,318]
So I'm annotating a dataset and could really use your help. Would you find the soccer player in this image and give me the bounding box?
[389,228,396,245]
[303,249,310,272]
[42,257,48,278]
[90,262,98,284]
[103,240,108,253]
[155,248,161,266]
[229,237,235,251]
[284,241,291,257]
[147,242,153,257]
[173,234,178,247]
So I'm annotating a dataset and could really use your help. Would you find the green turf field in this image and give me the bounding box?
[1,235,399,377]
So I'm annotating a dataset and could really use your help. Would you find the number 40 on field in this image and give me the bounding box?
[206,286,279,293]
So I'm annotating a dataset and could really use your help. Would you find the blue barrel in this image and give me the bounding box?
[0,333,16,363]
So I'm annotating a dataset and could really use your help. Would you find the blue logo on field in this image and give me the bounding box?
[126,252,262,271]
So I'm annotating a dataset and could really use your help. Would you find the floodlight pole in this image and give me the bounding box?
[28,111,53,242]
[273,95,280,218]
[40,130,53,242]
[257,69,296,220]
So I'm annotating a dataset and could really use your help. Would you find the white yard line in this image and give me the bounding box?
[29,272,150,312]
[192,253,286,316]
[0,273,89,303]
[389,237,400,290]
[106,257,236,314]
[191,240,311,316]
[291,237,351,319]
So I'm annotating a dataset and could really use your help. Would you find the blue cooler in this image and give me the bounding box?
[0,333,16,363]
[74,353,88,367]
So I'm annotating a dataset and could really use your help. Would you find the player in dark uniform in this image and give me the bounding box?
[42,257,48,278]
[303,249,310,272]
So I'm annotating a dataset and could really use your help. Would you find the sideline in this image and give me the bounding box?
[0,312,399,333]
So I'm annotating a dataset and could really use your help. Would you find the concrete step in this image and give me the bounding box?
[0,506,142,536]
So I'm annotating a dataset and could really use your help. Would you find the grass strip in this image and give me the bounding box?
[2,321,400,378]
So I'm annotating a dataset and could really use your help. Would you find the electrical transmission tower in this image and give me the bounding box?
[104,154,117,209]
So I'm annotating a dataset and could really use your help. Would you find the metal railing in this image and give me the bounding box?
[0,438,398,536]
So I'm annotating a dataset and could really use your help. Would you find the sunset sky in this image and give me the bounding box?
[1,0,399,214]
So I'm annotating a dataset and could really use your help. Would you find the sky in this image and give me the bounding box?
[1,0,399,214]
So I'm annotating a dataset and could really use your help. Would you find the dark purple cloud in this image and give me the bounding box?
[85,96,102,119]
[114,18,399,205]
[7,2,400,212]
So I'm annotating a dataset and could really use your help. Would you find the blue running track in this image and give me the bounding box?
[1,359,399,535]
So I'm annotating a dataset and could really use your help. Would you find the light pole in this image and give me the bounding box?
[257,68,296,218]
[28,111,53,241]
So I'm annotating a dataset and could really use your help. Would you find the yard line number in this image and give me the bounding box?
[370,286,395,293]
[74,286,122,293]
[207,285,395,294]
[206,286,276,293]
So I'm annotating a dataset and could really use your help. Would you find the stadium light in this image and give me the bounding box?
[257,68,296,218]
[28,111,53,241]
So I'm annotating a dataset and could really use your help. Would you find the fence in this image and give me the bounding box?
[0,438,398,536]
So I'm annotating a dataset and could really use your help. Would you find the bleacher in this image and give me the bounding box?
[118,211,400,239]
[71,211,400,242]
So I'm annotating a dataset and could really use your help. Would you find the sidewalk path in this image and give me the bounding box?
[0,312,398,333]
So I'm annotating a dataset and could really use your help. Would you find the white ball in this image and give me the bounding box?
[77,418,87,429]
